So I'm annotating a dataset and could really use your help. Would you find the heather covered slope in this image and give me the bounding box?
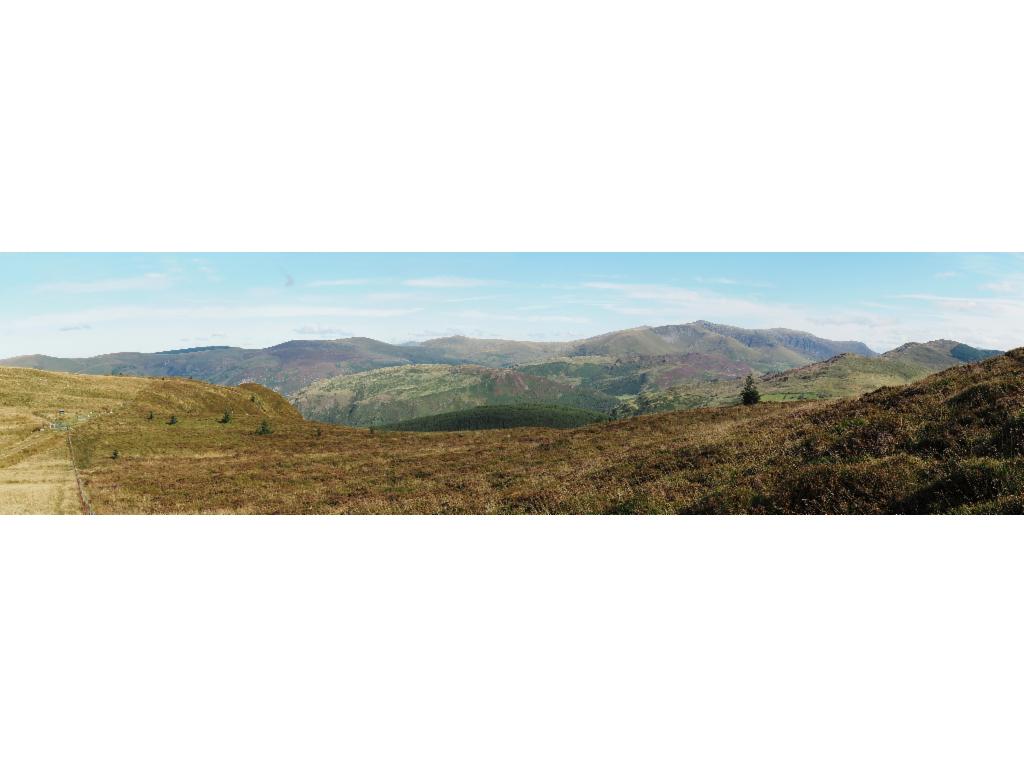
[382,404,609,432]
[758,348,1024,513]
[292,364,618,426]
[50,349,1024,514]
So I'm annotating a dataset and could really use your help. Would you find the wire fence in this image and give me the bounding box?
[66,430,94,515]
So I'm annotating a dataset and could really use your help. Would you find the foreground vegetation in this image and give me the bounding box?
[3,348,1022,514]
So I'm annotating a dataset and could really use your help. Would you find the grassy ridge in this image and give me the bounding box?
[382,404,609,432]
[0,367,299,513]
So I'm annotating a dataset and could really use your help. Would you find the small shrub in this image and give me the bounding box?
[146,411,154,421]
[741,374,761,406]
[218,411,232,424]
[256,420,273,435]
[111,449,120,460]
[167,415,178,425]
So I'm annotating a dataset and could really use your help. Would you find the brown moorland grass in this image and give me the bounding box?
[4,350,1024,514]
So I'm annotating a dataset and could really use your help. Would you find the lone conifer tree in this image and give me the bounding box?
[218,411,232,424]
[741,374,761,406]
[256,419,273,435]
[167,414,179,425]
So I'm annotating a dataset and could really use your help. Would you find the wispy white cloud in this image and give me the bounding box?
[404,276,498,288]
[581,281,1024,351]
[17,304,422,329]
[36,273,171,294]
[442,295,501,304]
[448,309,590,324]
[293,325,353,337]
[308,279,371,287]
[192,258,221,282]
[581,282,777,318]
[694,276,773,288]
[366,292,414,302]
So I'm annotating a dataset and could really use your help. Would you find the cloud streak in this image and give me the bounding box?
[308,279,372,287]
[15,304,422,329]
[36,273,171,294]
[404,277,498,288]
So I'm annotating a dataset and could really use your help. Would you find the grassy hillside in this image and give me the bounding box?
[6,351,1024,513]
[382,404,609,432]
[0,367,297,514]
[517,353,752,396]
[615,342,1002,416]
[883,339,1002,367]
[292,364,618,426]
[413,336,572,366]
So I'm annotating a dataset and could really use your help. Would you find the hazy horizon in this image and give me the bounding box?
[2,253,1022,358]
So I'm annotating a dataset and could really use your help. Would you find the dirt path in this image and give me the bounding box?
[0,410,83,514]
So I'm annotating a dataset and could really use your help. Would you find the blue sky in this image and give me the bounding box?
[1,253,1022,358]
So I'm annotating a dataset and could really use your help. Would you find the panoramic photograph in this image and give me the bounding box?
[1,252,1021,514]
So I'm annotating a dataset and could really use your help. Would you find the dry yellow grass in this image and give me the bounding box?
[0,368,127,513]
[0,367,297,514]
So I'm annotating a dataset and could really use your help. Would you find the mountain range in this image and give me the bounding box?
[0,321,875,387]
[1,322,1002,427]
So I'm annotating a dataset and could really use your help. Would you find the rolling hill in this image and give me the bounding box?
[614,341,1003,416]
[0,339,470,396]
[291,364,620,426]
[0,366,299,514]
[882,339,1003,367]
[517,353,755,396]
[4,347,1022,513]
[566,322,877,372]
